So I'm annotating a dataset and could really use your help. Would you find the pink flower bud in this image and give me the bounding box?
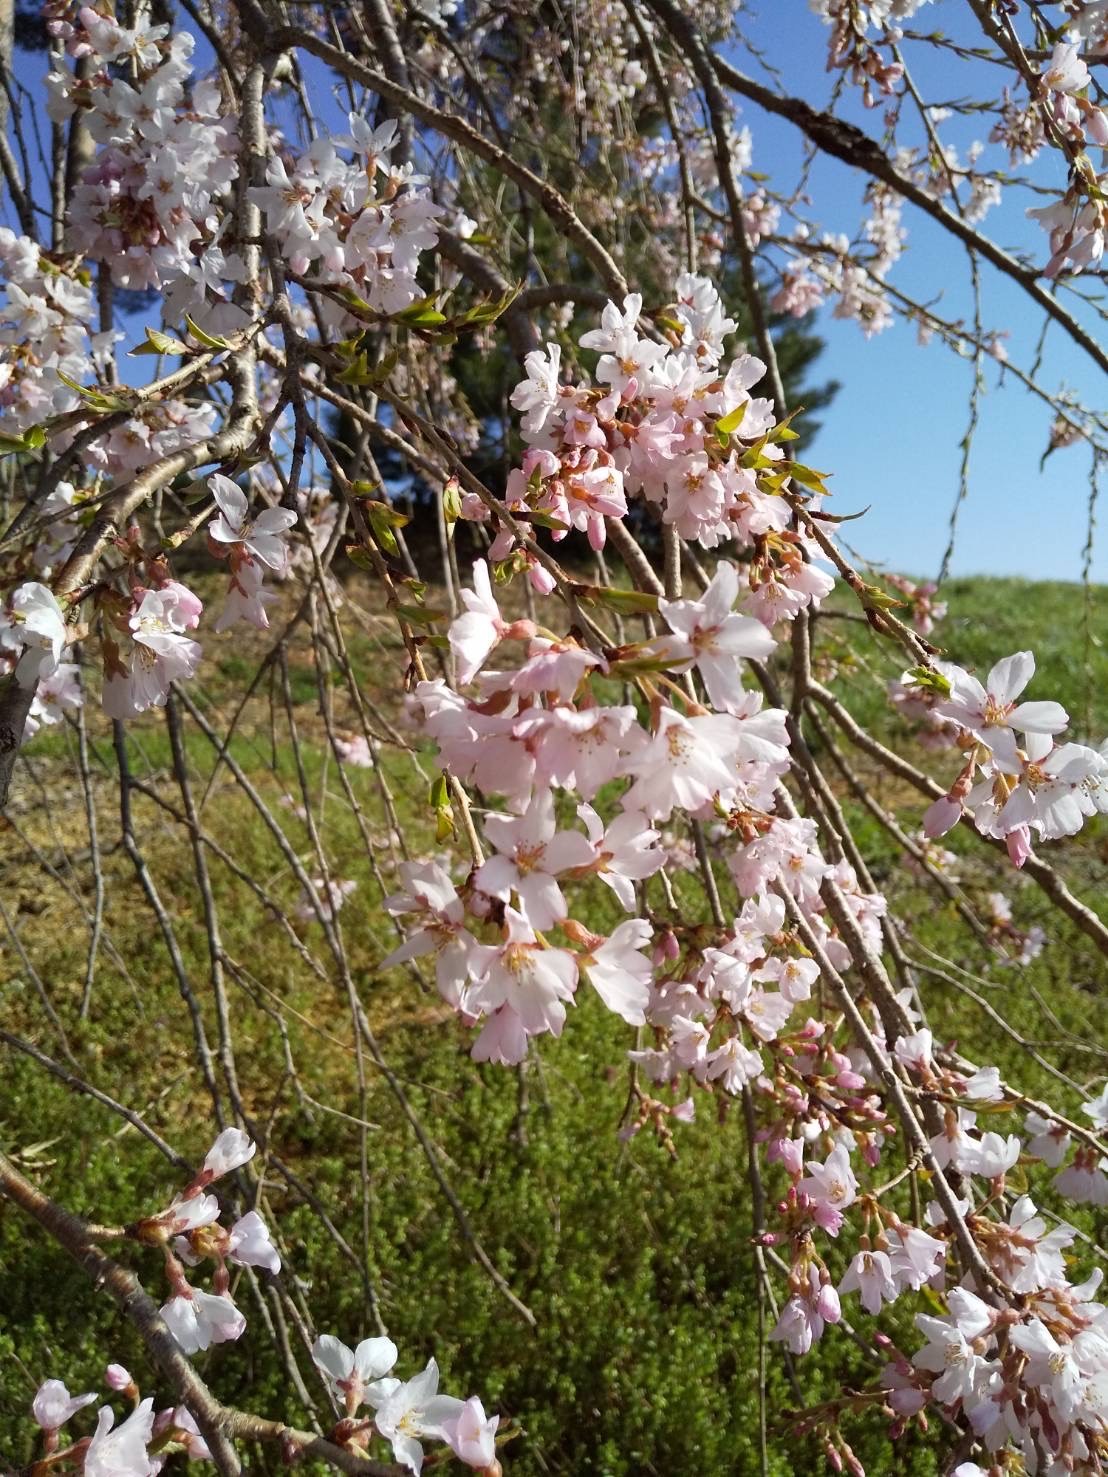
[528,562,556,596]
[488,528,516,561]
[922,794,960,839]
[105,1364,133,1392]
[816,1282,841,1323]
[1006,824,1032,869]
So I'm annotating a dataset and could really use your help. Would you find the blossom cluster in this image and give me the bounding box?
[250,116,443,317]
[0,228,98,435]
[492,274,836,620]
[1,466,298,728]
[28,1127,500,1475]
[375,284,1108,1473]
[918,651,1108,866]
[47,8,239,298]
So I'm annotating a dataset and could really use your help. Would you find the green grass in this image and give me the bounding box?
[2,574,1108,1476]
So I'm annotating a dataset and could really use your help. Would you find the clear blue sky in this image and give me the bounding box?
[732,1,1106,585]
[8,0,1104,583]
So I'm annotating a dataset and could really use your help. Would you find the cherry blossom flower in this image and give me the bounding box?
[958,1130,1021,1179]
[912,1288,996,1405]
[382,861,475,1006]
[578,292,667,392]
[227,1211,280,1274]
[982,731,1098,841]
[580,919,653,1025]
[1041,41,1091,98]
[475,792,594,930]
[25,661,83,741]
[311,1334,398,1411]
[509,343,562,437]
[8,582,67,686]
[1083,1082,1108,1130]
[839,1248,898,1314]
[770,1267,841,1354]
[160,1289,246,1354]
[202,1127,255,1181]
[153,1406,210,1462]
[208,475,297,572]
[214,558,275,632]
[655,561,775,712]
[623,708,767,821]
[161,1192,220,1236]
[1025,1109,1071,1167]
[799,1143,858,1235]
[704,1035,764,1094]
[32,1380,96,1431]
[103,589,202,719]
[887,1223,946,1291]
[441,1396,499,1470]
[449,561,510,685]
[365,1358,464,1475]
[576,804,663,909]
[1009,1319,1085,1423]
[934,652,1068,741]
[84,1399,156,1477]
[467,909,578,1063]
[533,705,645,800]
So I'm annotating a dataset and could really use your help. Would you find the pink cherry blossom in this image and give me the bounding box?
[33,1380,96,1431]
[208,475,297,572]
[656,561,775,712]
[441,1395,499,1470]
[799,1143,858,1236]
[311,1333,398,1411]
[227,1211,280,1274]
[160,1288,246,1354]
[475,792,594,931]
[84,1399,156,1477]
[467,909,578,1062]
[365,1358,464,1476]
[581,918,653,1025]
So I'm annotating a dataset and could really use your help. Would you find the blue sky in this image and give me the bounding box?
[731,1,1106,584]
[8,0,1104,583]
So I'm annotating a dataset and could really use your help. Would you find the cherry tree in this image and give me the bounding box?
[1,1,1108,1474]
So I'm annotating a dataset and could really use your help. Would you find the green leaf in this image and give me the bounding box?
[492,550,528,585]
[525,509,570,532]
[715,401,748,436]
[184,315,232,350]
[395,295,447,328]
[129,326,189,357]
[786,460,830,494]
[456,283,521,328]
[860,582,905,612]
[653,312,685,337]
[0,426,45,456]
[364,500,409,558]
[428,772,455,842]
[573,584,659,615]
[396,604,448,627]
[443,478,462,528]
[54,370,137,413]
[905,664,951,698]
[337,347,398,388]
